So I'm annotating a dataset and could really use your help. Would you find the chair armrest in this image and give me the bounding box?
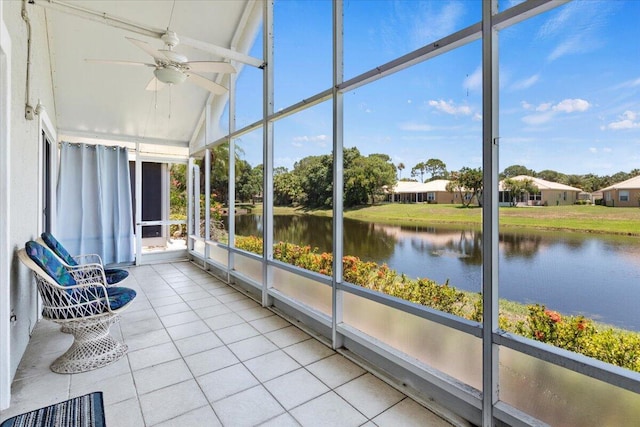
[37,278,119,317]
[66,263,109,287]
[73,253,104,266]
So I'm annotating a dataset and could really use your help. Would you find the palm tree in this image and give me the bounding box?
[397,162,405,180]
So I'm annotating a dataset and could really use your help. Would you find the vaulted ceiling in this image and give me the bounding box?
[38,0,262,147]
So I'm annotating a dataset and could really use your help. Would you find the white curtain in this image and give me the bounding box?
[56,142,134,264]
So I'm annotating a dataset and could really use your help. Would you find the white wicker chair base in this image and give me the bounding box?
[50,315,127,374]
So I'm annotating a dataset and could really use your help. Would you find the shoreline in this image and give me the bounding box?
[255,204,640,238]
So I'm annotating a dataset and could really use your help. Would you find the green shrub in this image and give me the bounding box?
[235,235,263,255]
[517,304,640,372]
[234,237,640,373]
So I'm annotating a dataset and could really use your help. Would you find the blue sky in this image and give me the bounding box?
[233,0,639,178]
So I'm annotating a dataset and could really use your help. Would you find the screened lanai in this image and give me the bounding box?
[2,1,640,426]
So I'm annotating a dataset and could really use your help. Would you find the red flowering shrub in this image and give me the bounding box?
[545,309,561,323]
[234,237,640,373]
[236,237,468,316]
[516,304,640,371]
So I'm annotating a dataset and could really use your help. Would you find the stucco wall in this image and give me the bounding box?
[604,189,640,207]
[4,0,57,381]
[541,190,578,206]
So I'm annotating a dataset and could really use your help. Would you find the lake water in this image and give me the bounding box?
[232,215,640,331]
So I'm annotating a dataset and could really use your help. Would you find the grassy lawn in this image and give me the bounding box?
[262,203,640,236]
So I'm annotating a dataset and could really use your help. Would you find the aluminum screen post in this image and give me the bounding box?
[331,0,344,350]
[482,0,499,425]
[262,0,275,307]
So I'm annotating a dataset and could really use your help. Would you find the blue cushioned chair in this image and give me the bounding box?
[18,241,136,374]
[40,232,129,285]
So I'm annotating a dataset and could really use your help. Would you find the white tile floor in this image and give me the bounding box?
[0,261,453,426]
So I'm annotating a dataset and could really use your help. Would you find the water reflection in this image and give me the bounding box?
[231,214,640,330]
[500,233,543,259]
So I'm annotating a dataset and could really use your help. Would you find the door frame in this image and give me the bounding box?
[38,111,57,236]
[134,154,188,265]
[0,10,12,411]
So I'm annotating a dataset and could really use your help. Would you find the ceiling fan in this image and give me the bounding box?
[87,31,236,95]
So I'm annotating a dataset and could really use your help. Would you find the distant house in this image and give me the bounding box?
[599,175,640,207]
[389,179,454,203]
[498,175,581,206]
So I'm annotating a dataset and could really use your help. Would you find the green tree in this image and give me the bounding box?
[294,155,333,207]
[425,158,448,180]
[610,171,630,185]
[500,164,535,179]
[537,169,565,183]
[411,162,427,182]
[502,177,538,207]
[580,173,604,193]
[236,162,262,204]
[345,154,397,205]
[397,162,405,179]
[565,174,584,189]
[273,167,303,206]
[447,167,483,207]
[169,164,187,216]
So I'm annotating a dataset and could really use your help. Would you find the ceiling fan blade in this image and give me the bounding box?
[184,61,236,74]
[85,59,155,67]
[126,37,168,62]
[145,77,167,91]
[186,73,227,95]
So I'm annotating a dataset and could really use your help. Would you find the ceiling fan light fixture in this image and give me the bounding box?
[154,66,186,85]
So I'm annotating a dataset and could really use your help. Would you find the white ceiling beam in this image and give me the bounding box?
[59,129,188,147]
[32,0,264,68]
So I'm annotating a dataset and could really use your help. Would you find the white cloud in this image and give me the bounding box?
[589,147,597,153]
[463,66,482,93]
[537,2,576,38]
[552,98,590,113]
[512,74,540,90]
[381,1,466,53]
[292,135,327,142]
[522,112,554,126]
[603,147,613,153]
[536,102,552,112]
[520,98,591,126]
[473,113,482,122]
[548,38,584,62]
[428,99,472,116]
[606,110,640,130]
[538,1,609,61]
[613,77,640,90]
[411,2,465,47]
[358,102,372,113]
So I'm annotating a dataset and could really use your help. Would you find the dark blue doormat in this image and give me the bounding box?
[0,392,105,427]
